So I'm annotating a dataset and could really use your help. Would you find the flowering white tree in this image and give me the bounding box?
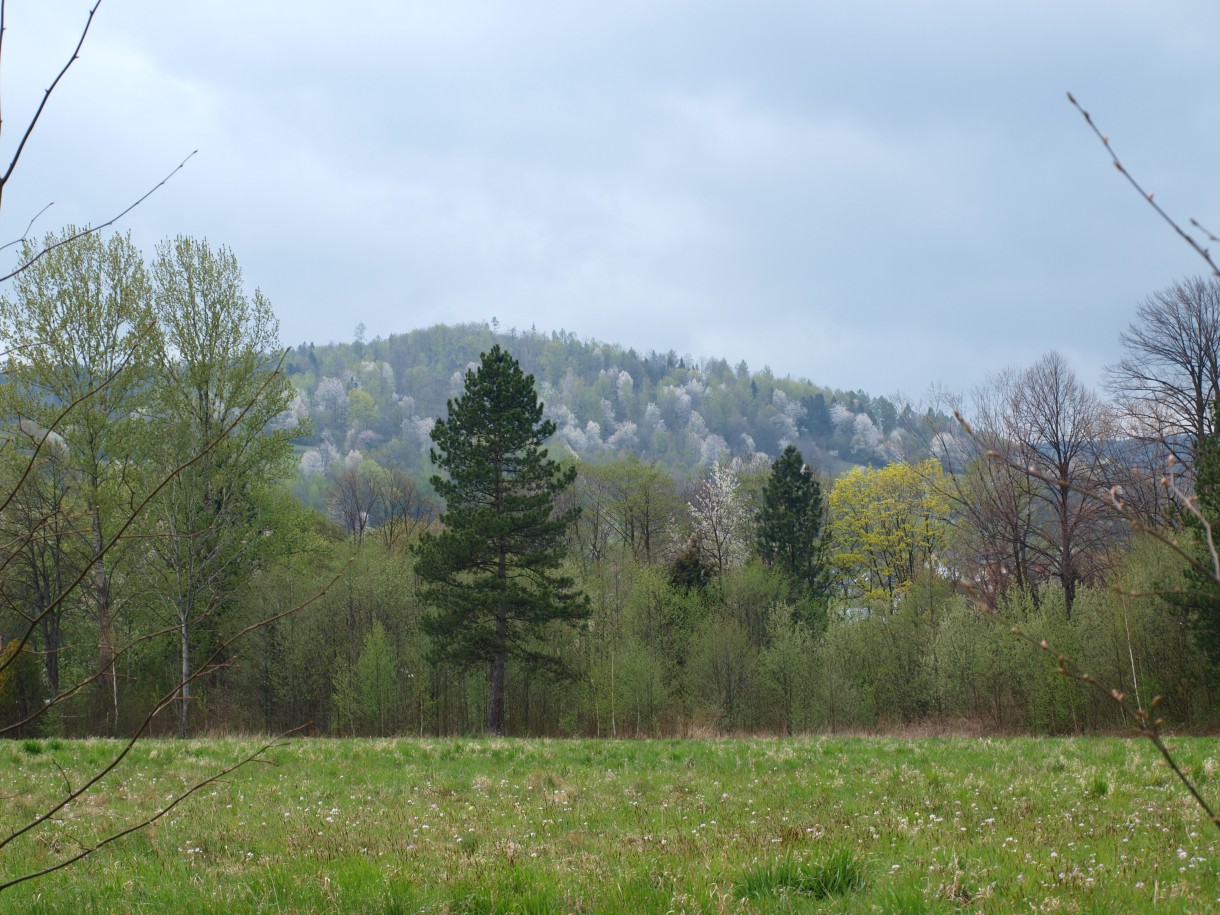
[607,421,638,451]
[642,402,663,431]
[850,412,882,454]
[616,370,634,407]
[687,410,709,438]
[830,401,854,432]
[298,449,326,477]
[771,388,805,447]
[688,462,749,576]
[313,376,346,411]
[408,416,436,447]
[699,434,729,466]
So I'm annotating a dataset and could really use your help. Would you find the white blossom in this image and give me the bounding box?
[772,411,798,447]
[607,421,638,450]
[406,416,436,446]
[616,370,634,404]
[316,438,340,469]
[298,449,325,477]
[830,402,854,431]
[699,433,728,465]
[851,413,882,453]
[584,420,603,448]
[643,402,663,431]
[559,423,587,452]
[314,376,348,414]
[930,431,967,467]
[547,403,577,429]
[688,462,748,573]
[687,410,708,438]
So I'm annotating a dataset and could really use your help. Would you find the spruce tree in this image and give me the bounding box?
[413,345,587,734]
[756,445,827,605]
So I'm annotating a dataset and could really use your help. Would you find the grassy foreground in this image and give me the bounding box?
[0,736,1218,913]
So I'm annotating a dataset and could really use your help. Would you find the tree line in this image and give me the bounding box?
[0,229,303,738]
[3,234,1220,738]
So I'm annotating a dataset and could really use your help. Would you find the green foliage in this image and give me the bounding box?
[827,459,951,604]
[414,346,588,734]
[668,536,714,592]
[346,388,378,427]
[332,621,399,737]
[0,639,48,738]
[686,613,757,731]
[756,445,828,602]
[148,235,301,737]
[1174,400,1220,663]
[757,605,817,734]
[0,228,157,734]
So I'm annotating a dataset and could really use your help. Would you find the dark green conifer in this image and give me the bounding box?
[413,345,587,734]
[756,445,827,605]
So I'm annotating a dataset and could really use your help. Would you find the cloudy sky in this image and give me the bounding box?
[3,1,1219,399]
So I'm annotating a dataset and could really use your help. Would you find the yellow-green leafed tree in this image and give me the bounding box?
[826,459,951,606]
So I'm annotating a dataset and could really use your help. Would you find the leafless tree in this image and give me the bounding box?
[955,93,1220,833]
[330,465,433,549]
[330,465,376,543]
[964,353,1120,615]
[1106,276,1220,477]
[371,467,433,551]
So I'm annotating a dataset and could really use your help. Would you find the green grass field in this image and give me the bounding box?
[0,736,1218,912]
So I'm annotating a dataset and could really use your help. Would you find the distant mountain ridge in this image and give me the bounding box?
[282,322,935,505]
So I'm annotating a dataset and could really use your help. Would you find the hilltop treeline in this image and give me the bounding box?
[284,322,929,511]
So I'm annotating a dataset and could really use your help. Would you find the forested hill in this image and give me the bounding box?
[282,322,933,504]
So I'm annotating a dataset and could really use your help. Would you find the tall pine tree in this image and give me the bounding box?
[413,346,587,734]
[756,445,827,608]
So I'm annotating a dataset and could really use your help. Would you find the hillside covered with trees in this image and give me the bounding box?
[283,322,929,512]
[6,251,1218,742]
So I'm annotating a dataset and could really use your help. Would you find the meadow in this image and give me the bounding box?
[0,736,1218,913]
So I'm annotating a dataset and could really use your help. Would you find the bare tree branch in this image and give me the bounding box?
[1068,92,1220,277]
[0,150,197,283]
[0,1,101,204]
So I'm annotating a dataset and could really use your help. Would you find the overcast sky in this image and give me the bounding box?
[3,1,1218,400]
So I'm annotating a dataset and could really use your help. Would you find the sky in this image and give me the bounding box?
[1,1,1218,402]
